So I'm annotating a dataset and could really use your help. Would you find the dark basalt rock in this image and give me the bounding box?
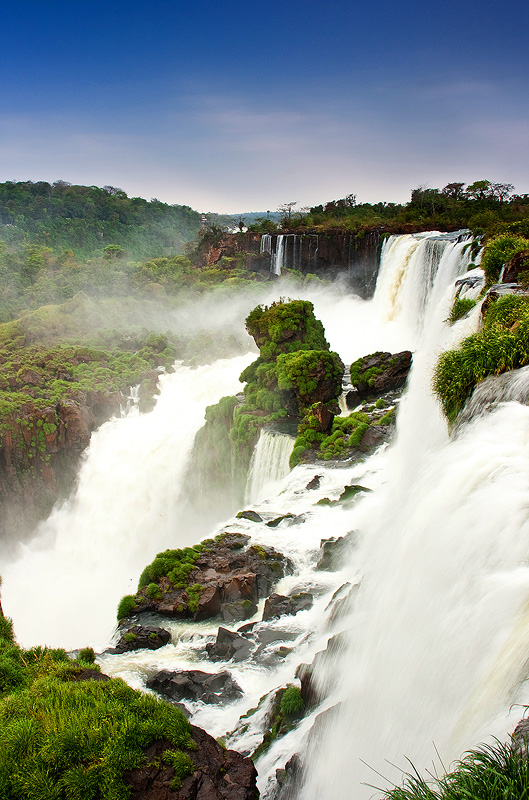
[236,510,263,523]
[206,627,254,662]
[316,531,358,571]
[124,725,258,800]
[110,625,171,654]
[262,592,313,621]
[266,513,304,528]
[351,350,412,398]
[146,669,242,705]
[305,474,322,490]
[71,668,110,682]
[503,249,529,283]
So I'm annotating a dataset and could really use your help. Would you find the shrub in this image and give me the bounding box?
[116,595,137,621]
[280,686,304,717]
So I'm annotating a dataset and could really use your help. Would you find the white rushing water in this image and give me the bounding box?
[245,430,295,504]
[5,229,529,799]
[1,354,254,650]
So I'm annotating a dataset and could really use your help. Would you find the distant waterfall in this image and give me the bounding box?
[245,430,294,504]
[272,235,286,275]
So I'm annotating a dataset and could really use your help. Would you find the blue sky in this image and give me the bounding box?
[1,0,528,212]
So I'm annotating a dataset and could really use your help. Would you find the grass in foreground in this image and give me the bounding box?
[383,740,529,800]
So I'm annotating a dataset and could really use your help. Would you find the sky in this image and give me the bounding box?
[1,0,529,213]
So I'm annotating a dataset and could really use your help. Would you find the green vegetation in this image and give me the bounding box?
[434,294,529,420]
[137,544,206,590]
[480,235,529,284]
[283,180,529,241]
[0,612,196,799]
[290,410,370,466]
[280,685,305,716]
[384,740,529,800]
[253,685,305,760]
[350,352,387,389]
[447,297,477,324]
[116,595,137,621]
[0,180,201,262]
[277,350,343,407]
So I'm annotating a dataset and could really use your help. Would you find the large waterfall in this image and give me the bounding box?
[3,230,527,798]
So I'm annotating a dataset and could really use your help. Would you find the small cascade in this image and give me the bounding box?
[245,429,295,504]
[271,234,286,275]
[260,233,272,257]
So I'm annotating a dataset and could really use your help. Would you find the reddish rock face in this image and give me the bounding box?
[0,389,122,540]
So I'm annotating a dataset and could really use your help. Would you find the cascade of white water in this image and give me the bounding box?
[245,430,295,504]
[299,253,529,798]
[271,235,286,275]
[0,353,254,650]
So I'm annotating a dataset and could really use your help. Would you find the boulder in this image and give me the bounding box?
[262,592,313,621]
[221,600,258,623]
[146,669,242,704]
[206,627,254,662]
[503,249,529,283]
[236,510,263,523]
[512,718,529,756]
[133,534,290,623]
[350,350,412,398]
[305,474,322,490]
[110,625,171,654]
[316,531,358,571]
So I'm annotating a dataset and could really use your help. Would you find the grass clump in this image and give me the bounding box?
[280,685,304,717]
[447,297,477,324]
[116,595,137,622]
[384,740,529,799]
[0,614,196,800]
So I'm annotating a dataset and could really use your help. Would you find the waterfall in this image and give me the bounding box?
[261,233,272,257]
[245,430,295,504]
[271,234,286,275]
[0,354,254,650]
[4,229,523,800]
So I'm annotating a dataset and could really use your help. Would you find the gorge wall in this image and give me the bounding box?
[199,230,383,298]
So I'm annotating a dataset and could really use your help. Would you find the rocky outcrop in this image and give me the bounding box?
[110,625,171,654]
[316,531,358,571]
[350,350,412,398]
[503,249,529,283]
[124,726,258,800]
[146,669,242,704]
[131,533,290,623]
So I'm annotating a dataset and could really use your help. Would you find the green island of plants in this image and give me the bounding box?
[434,293,529,421]
[0,613,196,800]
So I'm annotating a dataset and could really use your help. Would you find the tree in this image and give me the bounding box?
[442,182,466,199]
[466,180,492,200]
[278,201,298,221]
